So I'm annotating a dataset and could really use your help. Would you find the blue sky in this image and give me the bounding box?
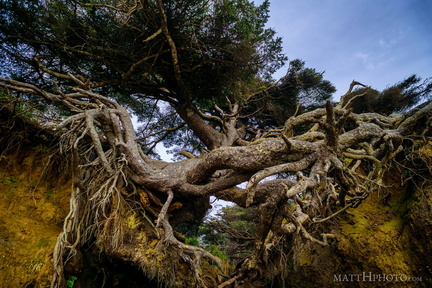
[261,0,432,100]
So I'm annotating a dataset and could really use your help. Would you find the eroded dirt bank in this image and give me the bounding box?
[283,154,432,287]
[0,110,70,287]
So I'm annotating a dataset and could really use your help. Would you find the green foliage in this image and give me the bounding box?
[221,205,258,229]
[273,59,336,112]
[241,59,336,129]
[0,89,10,101]
[185,237,200,247]
[0,0,288,153]
[0,0,285,101]
[341,75,432,114]
[66,275,77,288]
[198,219,227,246]
[198,205,258,263]
[207,245,229,260]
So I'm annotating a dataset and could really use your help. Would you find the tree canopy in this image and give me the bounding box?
[1,0,431,287]
[0,0,339,152]
[340,75,432,115]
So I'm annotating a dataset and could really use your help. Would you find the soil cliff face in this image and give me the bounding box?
[1,110,431,288]
[0,111,71,288]
[283,163,432,287]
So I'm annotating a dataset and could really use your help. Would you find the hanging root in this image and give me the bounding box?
[155,190,223,287]
[51,186,81,288]
[51,113,130,286]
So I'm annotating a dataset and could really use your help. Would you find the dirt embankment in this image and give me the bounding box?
[0,110,71,288]
[284,151,432,288]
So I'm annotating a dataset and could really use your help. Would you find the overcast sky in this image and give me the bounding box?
[260,0,432,101]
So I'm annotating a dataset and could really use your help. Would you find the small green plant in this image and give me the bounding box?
[66,276,77,288]
[6,177,16,182]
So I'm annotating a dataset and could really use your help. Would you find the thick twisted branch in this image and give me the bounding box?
[2,76,431,287]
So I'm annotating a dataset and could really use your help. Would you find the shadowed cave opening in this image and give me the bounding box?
[65,245,159,288]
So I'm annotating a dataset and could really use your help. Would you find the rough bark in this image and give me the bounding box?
[1,76,431,287]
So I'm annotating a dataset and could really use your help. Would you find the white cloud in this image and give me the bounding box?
[355,52,375,70]
[379,38,395,47]
[378,28,406,48]
[354,50,396,71]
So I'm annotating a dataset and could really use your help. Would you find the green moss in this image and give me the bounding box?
[36,237,49,248]
[341,209,371,237]
[380,217,402,233]
[388,182,419,221]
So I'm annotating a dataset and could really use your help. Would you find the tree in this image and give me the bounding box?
[1,1,431,287]
[0,0,287,150]
[237,59,336,133]
[340,75,432,115]
[199,205,258,262]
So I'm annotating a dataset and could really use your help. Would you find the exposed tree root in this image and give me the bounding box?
[1,75,431,287]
